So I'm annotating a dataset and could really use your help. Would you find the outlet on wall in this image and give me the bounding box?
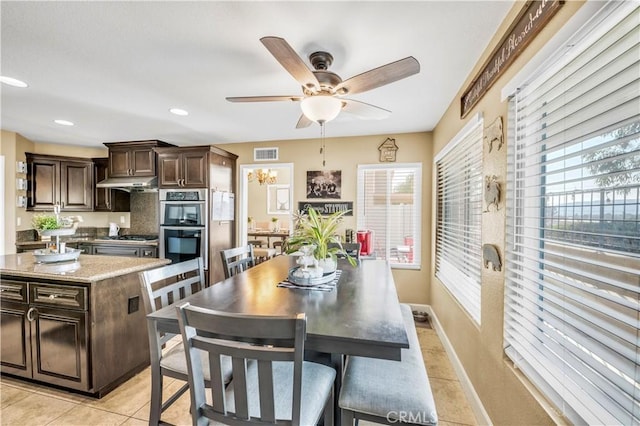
[120,216,125,224]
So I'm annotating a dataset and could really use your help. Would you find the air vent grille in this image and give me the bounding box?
[254,148,278,161]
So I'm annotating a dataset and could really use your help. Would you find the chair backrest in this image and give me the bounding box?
[177,303,307,425]
[328,242,361,261]
[139,258,205,356]
[220,245,255,279]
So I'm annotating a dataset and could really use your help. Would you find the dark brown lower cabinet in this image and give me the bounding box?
[0,273,150,397]
[0,281,88,391]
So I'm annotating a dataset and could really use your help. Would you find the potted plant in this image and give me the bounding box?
[31,213,61,232]
[271,217,280,232]
[285,207,357,272]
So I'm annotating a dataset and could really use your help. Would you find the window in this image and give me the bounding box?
[357,163,421,269]
[434,114,483,324]
[505,3,639,424]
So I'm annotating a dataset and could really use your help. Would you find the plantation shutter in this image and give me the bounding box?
[357,163,421,269]
[504,2,640,424]
[434,114,483,324]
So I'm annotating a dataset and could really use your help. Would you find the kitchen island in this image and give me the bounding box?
[0,253,170,397]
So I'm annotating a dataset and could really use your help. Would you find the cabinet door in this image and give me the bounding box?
[31,306,89,391]
[1,281,31,377]
[60,160,93,211]
[27,157,59,210]
[108,149,132,177]
[0,303,31,377]
[94,158,130,212]
[130,148,156,176]
[157,153,182,188]
[182,151,208,187]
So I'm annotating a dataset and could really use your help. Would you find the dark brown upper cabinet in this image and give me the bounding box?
[104,140,175,178]
[93,158,130,212]
[26,153,94,212]
[154,146,209,188]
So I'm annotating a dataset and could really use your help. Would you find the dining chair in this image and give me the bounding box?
[176,302,336,426]
[139,258,233,426]
[220,245,255,278]
[248,239,264,247]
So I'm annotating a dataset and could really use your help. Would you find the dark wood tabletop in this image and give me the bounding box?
[147,255,409,360]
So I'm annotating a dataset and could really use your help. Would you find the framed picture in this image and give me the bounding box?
[306,170,341,199]
[267,184,291,214]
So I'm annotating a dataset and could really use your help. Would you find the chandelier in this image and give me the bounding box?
[248,168,277,185]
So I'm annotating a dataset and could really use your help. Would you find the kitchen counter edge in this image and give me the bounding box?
[0,253,170,283]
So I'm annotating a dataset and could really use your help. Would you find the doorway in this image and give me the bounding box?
[239,163,294,248]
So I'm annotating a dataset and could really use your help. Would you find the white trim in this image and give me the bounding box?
[501,0,636,100]
[434,112,483,162]
[410,303,492,426]
[239,162,294,247]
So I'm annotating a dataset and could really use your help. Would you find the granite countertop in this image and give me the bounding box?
[0,253,170,283]
[16,238,158,247]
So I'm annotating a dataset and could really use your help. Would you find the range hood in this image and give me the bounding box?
[96,176,157,192]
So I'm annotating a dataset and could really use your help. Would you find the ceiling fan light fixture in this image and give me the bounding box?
[300,95,342,124]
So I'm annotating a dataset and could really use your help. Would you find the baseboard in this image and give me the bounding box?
[409,303,492,426]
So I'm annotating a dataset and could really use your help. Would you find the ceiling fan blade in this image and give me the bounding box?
[341,99,391,120]
[260,36,320,92]
[226,95,302,103]
[296,114,313,129]
[335,57,420,95]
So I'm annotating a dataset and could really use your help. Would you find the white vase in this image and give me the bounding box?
[317,257,337,274]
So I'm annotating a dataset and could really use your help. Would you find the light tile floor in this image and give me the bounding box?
[0,321,477,426]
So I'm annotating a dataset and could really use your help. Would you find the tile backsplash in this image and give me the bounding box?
[129,192,159,235]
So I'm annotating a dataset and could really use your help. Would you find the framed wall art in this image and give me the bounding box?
[306,170,341,199]
[267,184,291,215]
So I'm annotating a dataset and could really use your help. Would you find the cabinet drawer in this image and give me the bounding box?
[30,284,87,311]
[0,281,28,303]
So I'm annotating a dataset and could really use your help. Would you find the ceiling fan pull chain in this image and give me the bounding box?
[320,122,326,167]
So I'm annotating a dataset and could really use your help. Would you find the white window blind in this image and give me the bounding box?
[435,115,483,324]
[505,3,640,424]
[357,163,421,269]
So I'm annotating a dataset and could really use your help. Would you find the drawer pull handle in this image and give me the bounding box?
[49,294,60,300]
[27,307,37,322]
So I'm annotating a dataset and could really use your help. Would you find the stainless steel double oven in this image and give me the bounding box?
[159,189,208,269]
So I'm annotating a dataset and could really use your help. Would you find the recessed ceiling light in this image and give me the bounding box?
[169,108,189,116]
[54,119,74,126]
[0,76,28,88]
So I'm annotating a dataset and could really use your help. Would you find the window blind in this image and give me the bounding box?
[357,163,421,269]
[505,3,639,424]
[435,115,483,324]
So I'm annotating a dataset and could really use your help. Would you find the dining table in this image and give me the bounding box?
[247,229,290,247]
[146,254,410,423]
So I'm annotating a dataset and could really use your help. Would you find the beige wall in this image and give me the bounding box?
[430,1,585,424]
[217,131,433,303]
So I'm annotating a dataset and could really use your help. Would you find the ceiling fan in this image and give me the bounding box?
[226,36,420,128]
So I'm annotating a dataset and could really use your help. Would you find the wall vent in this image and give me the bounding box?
[254,147,279,161]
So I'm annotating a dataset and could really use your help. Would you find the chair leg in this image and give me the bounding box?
[149,366,163,426]
[324,385,335,426]
[340,409,354,426]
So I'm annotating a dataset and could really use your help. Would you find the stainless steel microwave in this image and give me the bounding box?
[159,189,206,226]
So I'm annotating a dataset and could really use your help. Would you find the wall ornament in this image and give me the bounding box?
[484,116,504,153]
[378,137,398,162]
[484,175,501,212]
[482,244,502,271]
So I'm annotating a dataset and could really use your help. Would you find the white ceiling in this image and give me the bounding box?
[1,1,513,148]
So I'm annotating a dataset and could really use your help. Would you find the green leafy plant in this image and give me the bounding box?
[271,217,279,223]
[31,214,60,231]
[285,207,357,266]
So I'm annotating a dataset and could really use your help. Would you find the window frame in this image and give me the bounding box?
[434,113,484,325]
[356,163,422,270]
